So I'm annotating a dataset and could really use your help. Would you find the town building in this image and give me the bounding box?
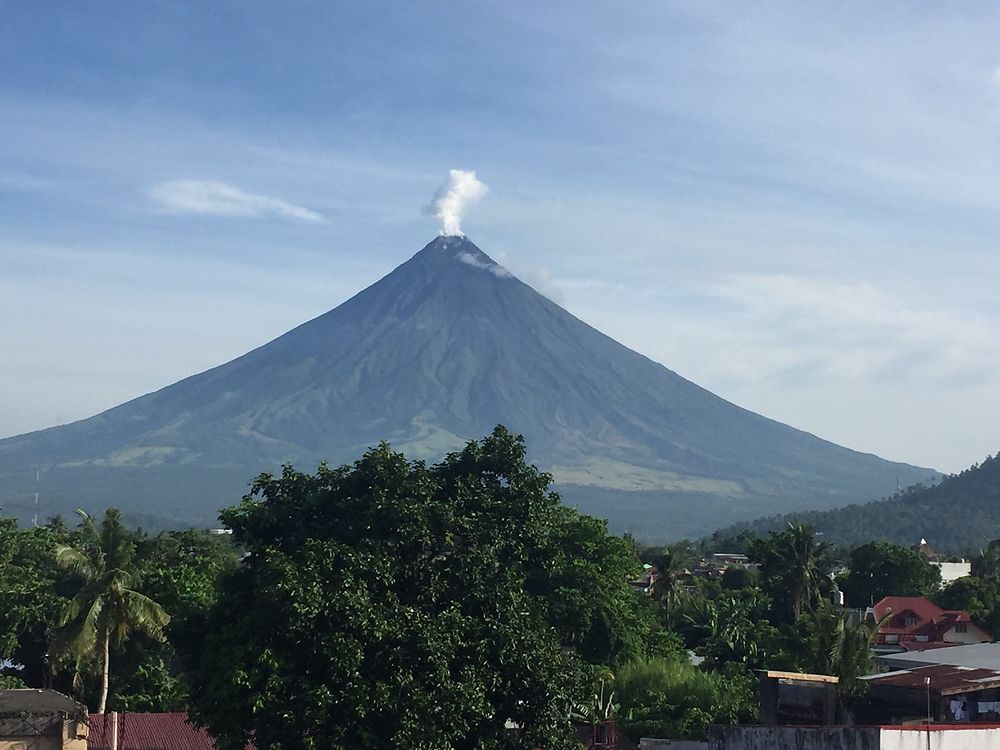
[0,690,88,750]
[869,596,990,652]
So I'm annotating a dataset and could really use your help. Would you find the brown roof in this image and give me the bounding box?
[88,713,219,750]
[865,664,1000,696]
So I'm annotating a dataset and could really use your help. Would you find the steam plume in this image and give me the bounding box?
[424,169,488,236]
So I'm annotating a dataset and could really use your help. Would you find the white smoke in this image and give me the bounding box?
[424,169,488,236]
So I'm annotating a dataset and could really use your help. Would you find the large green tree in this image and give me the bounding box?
[185,427,655,750]
[54,509,170,714]
[840,541,940,607]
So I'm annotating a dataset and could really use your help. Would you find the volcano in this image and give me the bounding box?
[0,236,936,538]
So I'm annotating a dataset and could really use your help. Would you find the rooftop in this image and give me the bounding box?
[0,689,86,717]
[88,713,219,750]
[863,663,1000,695]
[877,641,1000,670]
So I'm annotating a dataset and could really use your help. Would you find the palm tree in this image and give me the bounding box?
[651,542,694,619]
[750,523,832,623]
[54,509,169,713]
[803,600,888,697]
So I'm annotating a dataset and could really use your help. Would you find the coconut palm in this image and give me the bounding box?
[802,600,888,697]
[749,523,832,623]
[54,509,169,713]
[651,542,695,619]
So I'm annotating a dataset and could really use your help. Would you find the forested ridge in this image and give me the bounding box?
[718,453,1000,553]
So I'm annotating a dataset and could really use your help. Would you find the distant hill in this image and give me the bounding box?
[717,455,1000,553]
[0,236,936,539]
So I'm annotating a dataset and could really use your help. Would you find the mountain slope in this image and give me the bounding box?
[717,454,999,552]
[0,236,936,537]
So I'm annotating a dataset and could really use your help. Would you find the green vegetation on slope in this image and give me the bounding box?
[716,454,1000,553]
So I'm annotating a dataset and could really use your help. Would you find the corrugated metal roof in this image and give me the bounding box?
[88,713,220,750]
[0,689,86,716]
[864,663,1000,695]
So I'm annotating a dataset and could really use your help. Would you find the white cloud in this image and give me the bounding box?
[456,251,511,277]
[423,169,488,236]
[149,180,325,223]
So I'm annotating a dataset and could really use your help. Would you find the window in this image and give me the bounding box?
[904,615,918,627]
[955,623,968,633]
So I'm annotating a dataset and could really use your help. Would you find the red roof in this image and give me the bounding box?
[871,596,986,641]
[88,713,220,750]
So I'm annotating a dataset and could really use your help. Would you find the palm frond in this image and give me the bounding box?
[54,544,98,581]
[119,589,171,642]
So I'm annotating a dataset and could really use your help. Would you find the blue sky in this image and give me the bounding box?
[3,2,1000,473]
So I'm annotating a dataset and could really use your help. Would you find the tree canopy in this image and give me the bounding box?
[184,427,662,750]
[840,541,940,607]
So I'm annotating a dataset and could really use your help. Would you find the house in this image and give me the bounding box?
[0,689,88,750]
[870,596,990,651]
[88,713,219,750]
[629,564,658,595]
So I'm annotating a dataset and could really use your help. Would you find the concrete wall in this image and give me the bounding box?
[708,725,881,749]
[0,718,86,750]
[933,562,971,584]
[639,740,709,750]
[943,625,989,644]
[710,725,1000,750]
[880,727,1000,750]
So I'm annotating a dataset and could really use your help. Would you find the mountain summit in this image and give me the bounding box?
[0,236,936,537]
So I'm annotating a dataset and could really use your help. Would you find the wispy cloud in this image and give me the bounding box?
[149,180,326,223]
[456,251,511,278]
[702,273,999,385]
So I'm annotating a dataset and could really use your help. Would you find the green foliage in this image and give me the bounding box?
[749,523,832,623]
[108,530,239,712]
[674,589,780,670]
[792,601,882,697]
[972,539,1000,580]
[647,543,697,618]
[528,507,649,666]
[54,509,170,713]
[840,542,940,607]
[936,575,1000,637]
[0,519,74,688]
[720,566,758,590]
[184,427,654,750]
[614,657,757,741]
